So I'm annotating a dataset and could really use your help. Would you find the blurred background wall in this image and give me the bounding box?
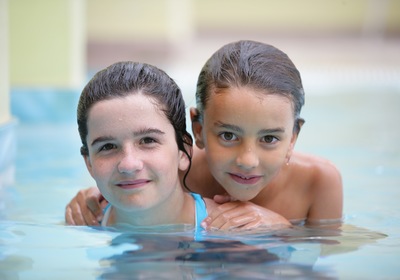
[85,0,400,103]
[2,0,400,123]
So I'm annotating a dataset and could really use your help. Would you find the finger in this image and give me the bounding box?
[238,220,262,230]
[210,206,291,230]
[86,195,104,222]
[81,207,100,226]
[204,202,253,230]
[75,189,101,225]
[66,201,93,226]
[207,201,239,221]
[211,212,259,230]
[65,195,86,225]
[65,206,76,225]
[100,198,108,209]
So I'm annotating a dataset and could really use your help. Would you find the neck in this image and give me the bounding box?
[108,190,195,227]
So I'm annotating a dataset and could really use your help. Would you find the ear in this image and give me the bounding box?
[190,107,205,149]
[178,148,191,172]
[295,118,305,135]
[286,127,300,164]
[83,155,95,178]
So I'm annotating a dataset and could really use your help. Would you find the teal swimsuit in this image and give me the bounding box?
[191,192,208,229]
[101,192,208,229]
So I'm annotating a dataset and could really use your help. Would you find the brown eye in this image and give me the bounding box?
[262,135,278,144]
[220,132,237,141]
[99,143,116,151]
[140,137,157,144]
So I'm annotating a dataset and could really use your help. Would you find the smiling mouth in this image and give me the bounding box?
[116,179,150,189]
[228,173,262,185]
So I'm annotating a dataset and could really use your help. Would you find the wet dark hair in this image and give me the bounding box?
[77,61,193,190]
[195,40,305,133]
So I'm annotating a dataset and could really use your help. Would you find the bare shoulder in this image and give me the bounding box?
[291,151,343,220]
[291,151,341,182]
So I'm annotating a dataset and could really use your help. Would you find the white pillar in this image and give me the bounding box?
[0,0,16,200]
[0,0,10,124]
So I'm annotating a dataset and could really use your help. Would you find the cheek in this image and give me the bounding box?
[260,151,287,172]
[154,150,182,176]
[90,160,112,180]
[204,133,224,154]
[205,147,229,172]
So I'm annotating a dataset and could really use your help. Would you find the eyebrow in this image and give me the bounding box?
[90,136,114,147]
[214,121,285,135]
[90,128,165,147]
[214,122,243,133]
[133,128,166,137]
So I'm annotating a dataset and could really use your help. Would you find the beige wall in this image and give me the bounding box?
[6,0,400,90]
[8,0,400,88]
[87,0,169,42]
[86,0,400,41]
[194,0,400,35]
[87,0,194,42]
[84,0,400,73]
[9,0,86,88]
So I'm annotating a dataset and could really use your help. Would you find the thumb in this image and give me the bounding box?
[213,193,236,204]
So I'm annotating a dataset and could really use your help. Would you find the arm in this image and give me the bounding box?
[202,199,291,231]
[65,187,107,226]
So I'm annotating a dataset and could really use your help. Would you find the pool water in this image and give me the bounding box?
[1,90,400,279]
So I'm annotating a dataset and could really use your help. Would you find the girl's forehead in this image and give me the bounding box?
[204,87,295,125]
[209,87,293,109]
[87,94,175,137]
[89,94,166,122]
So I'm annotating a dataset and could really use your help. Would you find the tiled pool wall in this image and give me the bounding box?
[10,88,80,124]
[1,88,80,189]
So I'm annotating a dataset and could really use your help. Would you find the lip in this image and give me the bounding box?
[115,179,151,189]
[228,172,262,185]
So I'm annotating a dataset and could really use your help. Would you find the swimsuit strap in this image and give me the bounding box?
[101,194,208,229]
[101,203,112,227]
[190,192,208,229]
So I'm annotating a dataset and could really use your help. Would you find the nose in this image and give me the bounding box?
[235,145,259,170]
[117,147,143,174]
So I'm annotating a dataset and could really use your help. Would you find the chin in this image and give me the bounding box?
[228,191,259,202]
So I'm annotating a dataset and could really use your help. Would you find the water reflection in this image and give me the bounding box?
[0,222,387,279]
[93,224,386,279]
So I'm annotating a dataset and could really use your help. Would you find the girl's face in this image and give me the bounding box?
[192,87,298,201]
[84,94,189,212]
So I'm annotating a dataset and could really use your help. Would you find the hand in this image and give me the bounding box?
[212,193,236,204]
[65,187,107,226]
[201,201,291,231]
